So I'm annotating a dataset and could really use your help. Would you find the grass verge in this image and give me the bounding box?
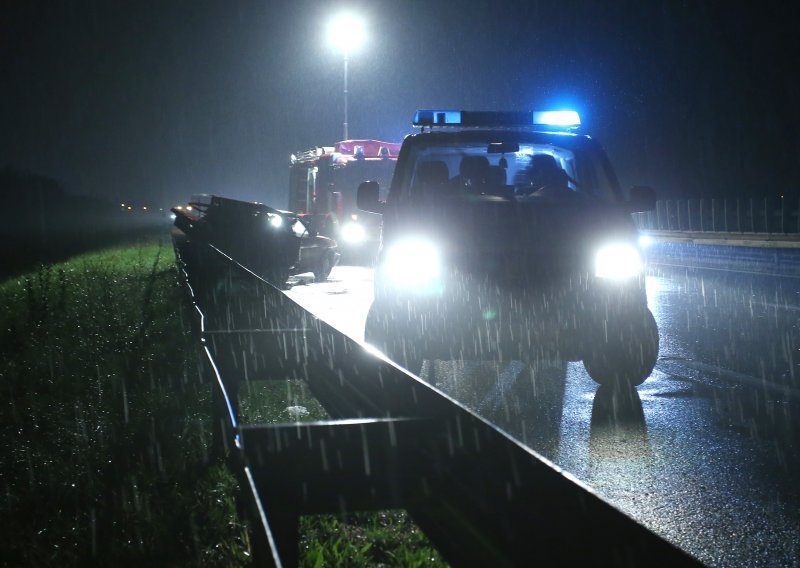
[1,238,446,567]
[0,239,248,566]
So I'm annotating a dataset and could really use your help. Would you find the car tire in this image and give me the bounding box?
[314,253,333,282]
[582,307,659,387]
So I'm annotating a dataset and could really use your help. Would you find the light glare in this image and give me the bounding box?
[595,243,642,279]
[341,222,366,243]
[384,238,441,288]
[533,110,581,127]
[328,13,366,55]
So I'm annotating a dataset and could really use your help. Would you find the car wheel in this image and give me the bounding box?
[582,307,659,387]
[314,253,333,282]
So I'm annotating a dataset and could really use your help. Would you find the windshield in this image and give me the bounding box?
[400,138,620,204]
[326,159,395,207]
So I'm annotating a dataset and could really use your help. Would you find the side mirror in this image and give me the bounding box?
[628,185,656,212]
[357,181,383,213]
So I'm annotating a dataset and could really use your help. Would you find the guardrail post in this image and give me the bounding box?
[781,197,786,233]
[700,199,705,231]
[666,200,673,231]
[736,199,742,233]
[687,199,693,231]
[712,198,717,232]
[764,197,769,233]
[724,199,728,232]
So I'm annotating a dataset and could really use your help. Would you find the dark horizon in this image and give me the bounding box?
[2,0,798,208]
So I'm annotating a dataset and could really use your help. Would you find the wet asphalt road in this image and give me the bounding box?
[285,263,800,567]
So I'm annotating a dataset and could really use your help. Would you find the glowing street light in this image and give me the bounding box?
[327,12,366,140]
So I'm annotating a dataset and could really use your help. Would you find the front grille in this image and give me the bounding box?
[452,249,589,290]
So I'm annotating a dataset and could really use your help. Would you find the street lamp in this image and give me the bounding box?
[327,12,366,140]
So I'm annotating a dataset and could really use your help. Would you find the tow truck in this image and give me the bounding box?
[289,139,400,259]
[357,110,659,387]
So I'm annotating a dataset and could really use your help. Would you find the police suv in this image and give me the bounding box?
[357,110,658,387]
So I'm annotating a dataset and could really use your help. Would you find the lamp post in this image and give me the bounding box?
[328,12,365,141]
[343,52,349,140]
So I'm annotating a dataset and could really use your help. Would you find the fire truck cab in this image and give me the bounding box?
[289,139,400,259]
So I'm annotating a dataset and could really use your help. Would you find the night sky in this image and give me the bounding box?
[2,0,798,208]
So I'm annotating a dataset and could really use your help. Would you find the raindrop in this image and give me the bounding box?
[121,378,129,424]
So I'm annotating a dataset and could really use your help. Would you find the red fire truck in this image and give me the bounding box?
[288,139,400,258]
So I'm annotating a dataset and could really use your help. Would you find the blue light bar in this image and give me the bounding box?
[413,109,581,128]
[413,110,462,126]
[532,110,581,127]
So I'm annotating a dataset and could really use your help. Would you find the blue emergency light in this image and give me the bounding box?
[532,110,581,127]
[412,109,581,129]
[413,110,463,126]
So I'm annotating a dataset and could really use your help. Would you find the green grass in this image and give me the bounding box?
[0,239,249,566]
[238,380,329,424]
[0,239,446,567]
[237,382,446,566]
[299,512,444,568]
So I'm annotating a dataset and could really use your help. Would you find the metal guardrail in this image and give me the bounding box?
[633,197,800,234]
[644,241,800,279]
[631,199,800,276]
[173,230,699,567]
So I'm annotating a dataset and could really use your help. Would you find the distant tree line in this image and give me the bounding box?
[1,165,64,202]
[0,165,170,280]
[2,165,123,237]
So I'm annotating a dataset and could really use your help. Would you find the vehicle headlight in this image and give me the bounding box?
[638,234,654,248]
[268,215,283,228]
[595,243,642,280]
[341,222,366,244]
[383,238,442,290]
